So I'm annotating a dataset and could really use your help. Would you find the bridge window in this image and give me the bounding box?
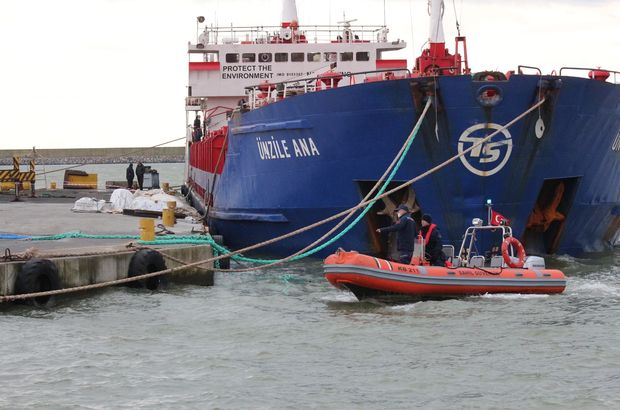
[291,53,304,62]
[225,53,239,63]
[205,52,219,62]
[258,53,272,63]
[324,52,337,62]
[275,53,288,62]
[340,52,353,62]
[307,52,321,62]
[242,53,256,63]
[356,52,370,61]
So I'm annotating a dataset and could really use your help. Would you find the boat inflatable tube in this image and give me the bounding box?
[15,258,61,306]
[127,249,168,290]
[502,236,526,268]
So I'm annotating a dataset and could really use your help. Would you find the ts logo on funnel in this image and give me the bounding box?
[457,123,512,177]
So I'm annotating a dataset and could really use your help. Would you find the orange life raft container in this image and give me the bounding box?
[324,250,566,302]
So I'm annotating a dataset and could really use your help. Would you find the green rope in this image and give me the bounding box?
[224,104,427,265]
[27,106,425,268]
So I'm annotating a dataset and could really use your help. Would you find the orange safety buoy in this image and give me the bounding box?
[502,236,526,268]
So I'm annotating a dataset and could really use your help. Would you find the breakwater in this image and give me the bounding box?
[0,147,184,165]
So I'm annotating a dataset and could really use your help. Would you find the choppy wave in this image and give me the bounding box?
[479,293,550,300]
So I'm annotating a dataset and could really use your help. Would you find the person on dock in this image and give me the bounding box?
[376,204,417,264]
[420,214,447,266]
[126,163,134,189]
[136,161,145,190]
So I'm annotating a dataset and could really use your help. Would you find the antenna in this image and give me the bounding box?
[337,13,358,28]
[384,0,386,26]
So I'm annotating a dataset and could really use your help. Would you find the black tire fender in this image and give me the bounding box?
[127,250,167,290]
[15,258,61,306]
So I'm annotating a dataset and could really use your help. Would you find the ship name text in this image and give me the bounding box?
[256,136,320,160]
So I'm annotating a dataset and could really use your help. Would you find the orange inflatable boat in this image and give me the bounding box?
[324,218,567,302]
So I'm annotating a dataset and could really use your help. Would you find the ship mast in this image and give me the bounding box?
[281,0,299,28]
[279,0,300,42]
[414,0,469,76]
[429,0,445,45]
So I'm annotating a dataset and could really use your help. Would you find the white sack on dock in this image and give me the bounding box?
[72,197,106,213]
[109,189,134,212]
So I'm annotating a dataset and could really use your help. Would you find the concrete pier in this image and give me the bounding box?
[0,190,214,301]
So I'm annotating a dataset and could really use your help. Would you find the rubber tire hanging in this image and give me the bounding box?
[127,250,167,290]
[15,258,61,307]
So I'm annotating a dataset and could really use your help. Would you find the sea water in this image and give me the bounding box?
[1,163,618,409]
[0,249,618,409]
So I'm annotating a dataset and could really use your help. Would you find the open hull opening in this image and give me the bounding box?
[523,177,581,254]
[357,180,420,259]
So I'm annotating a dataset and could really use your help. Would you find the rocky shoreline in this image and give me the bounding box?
[0,147,185,166]
[0,156,184,166]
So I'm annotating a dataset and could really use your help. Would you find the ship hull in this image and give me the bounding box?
[188,75,620,257]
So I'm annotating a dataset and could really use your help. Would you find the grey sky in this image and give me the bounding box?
[0,0,618,149]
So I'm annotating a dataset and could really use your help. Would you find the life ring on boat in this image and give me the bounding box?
[15,258,61,306]
[127,249,167,290]
[501,237,526,268]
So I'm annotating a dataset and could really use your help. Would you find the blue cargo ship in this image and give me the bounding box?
[184,0,620,257]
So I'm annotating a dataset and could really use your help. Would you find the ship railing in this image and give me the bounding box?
[194,24,389,47]
[517,65,542,75]
[518,65,619,83]
[245,67,411,110]
[559,67,620,84]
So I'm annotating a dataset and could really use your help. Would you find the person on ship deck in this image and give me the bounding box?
[193,115,203,142]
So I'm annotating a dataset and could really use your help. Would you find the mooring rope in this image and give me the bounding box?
[0,98,545,302]
[215,97,434,272]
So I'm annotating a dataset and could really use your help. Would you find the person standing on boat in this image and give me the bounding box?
[420,214,447,266]
[136,161,145,190]
[376,204,417,264]
[126,162,134,189]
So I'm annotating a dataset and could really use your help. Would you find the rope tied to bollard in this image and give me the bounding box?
[0,98,546,302]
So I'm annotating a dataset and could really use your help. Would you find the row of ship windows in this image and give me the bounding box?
[225,51,370,64]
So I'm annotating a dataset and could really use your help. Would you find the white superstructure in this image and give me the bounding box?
[186,0,407,128]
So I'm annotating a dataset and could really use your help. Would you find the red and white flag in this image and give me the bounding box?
[491,210,510,226]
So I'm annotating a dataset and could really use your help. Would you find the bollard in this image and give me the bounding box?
[139,218,155,241]
[162,208,175,227]
[50,181,57,190]
[162,182,170,192]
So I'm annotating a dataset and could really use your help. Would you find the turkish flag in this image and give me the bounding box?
[491,210,510,226]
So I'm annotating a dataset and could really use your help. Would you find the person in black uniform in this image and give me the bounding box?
[420,214,447,266]
[126,162,134,189]
[376,204,417,264]
[136,161,145,190]
[193,115,203,142]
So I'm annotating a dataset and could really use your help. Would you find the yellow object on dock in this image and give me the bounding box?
[162,182,170,192]
[167,201,176,209]
[63,170,97,189]
[139,218,155,241]
[50,181,57,189]
[1,181,31,191]
[162,208,175,227]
